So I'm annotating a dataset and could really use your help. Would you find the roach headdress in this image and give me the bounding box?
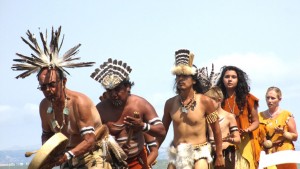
[90,58,132,89]
[11,26,95,79]
[171,49,197,75]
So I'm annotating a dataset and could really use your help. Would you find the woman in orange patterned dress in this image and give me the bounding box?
[258,86,298,169]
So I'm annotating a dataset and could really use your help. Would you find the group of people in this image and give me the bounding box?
[12,27,298,169]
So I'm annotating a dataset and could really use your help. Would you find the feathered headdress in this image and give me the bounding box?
[11,26,95,79]
[90,58,132,89]
[197,64,220,93]
[171,49,197,75]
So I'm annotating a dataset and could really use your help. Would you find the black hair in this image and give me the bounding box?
[174,74,205,94]
[216,65,250,110]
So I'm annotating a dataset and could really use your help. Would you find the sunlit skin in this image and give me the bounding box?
[98,91,160,167]
[222,70,238,97]
[208,97,241,150]
[38,69,102,167]
[96,83,166,163]
[265,90,281,114]
[264,89,298,141]
[222,69,259,134]
[157,74,225,169]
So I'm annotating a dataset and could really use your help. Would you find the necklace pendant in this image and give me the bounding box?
[181,107,188,113]
[51,120,60,129]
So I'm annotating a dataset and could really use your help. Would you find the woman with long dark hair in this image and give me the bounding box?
[216,66,260,169]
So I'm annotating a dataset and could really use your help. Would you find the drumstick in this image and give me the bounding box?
[95,124,109,140]
[126,112,140,145]
[25,150,38,157]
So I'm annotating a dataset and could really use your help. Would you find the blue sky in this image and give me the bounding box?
[1,0,300,150]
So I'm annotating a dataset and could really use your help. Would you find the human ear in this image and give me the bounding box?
[62,78,67,87]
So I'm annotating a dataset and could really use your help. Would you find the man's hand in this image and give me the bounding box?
[214,154,225,169]
[45,154,67,168]
[124,115,143,132]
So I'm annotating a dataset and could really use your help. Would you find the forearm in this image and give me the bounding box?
[247,120,259,132]
[211,122,223,156]
[144,123,166,137]
[156,135,166,148]
[68,133,96,157]
[283,131,298,141]
[147,150,158,165]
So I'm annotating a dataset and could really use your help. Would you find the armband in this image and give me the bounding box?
[148,117,163,125]
[80,126,95,136]
[229,126,239,133]
[206,111,219,124]
[143,123,151,132]
[146,140,157,147]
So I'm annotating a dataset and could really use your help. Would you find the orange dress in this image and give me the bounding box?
[223,93,260,169]
[258,110,297,169]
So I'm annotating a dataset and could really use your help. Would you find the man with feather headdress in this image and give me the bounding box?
[12,26,112,169]
[90,58,166,169]
[156,49,225,169]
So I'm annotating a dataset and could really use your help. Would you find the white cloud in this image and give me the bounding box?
[0,103,39,125]
[0,105,13,123]
[24,103,39,117]
[0,105,12,112]
[210,53,285,80]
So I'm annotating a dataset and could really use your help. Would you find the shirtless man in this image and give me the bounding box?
[12,27,110,168]
[157,49,225,169]
[205,86,241,169]
[91,58,166,169]
[99,92,159,169]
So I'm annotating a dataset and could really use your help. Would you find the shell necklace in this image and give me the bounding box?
[179,92,196,113]
[47,98,69,132]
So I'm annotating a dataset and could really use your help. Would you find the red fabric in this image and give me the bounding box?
[127,146,149,169]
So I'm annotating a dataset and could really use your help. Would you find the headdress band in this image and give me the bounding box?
[171,49,196,75]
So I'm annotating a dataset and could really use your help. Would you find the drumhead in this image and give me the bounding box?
[28,132,68,169]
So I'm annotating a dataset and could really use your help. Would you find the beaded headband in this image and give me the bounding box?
[11,26,95,79]
[90,58,132,89]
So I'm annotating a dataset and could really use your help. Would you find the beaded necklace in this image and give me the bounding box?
[267,108,281,118]
[227,95,236,114]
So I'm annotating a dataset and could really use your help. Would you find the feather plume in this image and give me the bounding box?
[188,52,194,67]
[90,58,132,89]
[12,26,95,79]
[197,64,220,93]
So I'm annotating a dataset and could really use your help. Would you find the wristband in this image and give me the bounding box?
[65,150,75,160]
[142,123,150,132]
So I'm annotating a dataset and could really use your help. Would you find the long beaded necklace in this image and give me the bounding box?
[227,95,236,114]
[179,92,196,113]
[47,98,69,132]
